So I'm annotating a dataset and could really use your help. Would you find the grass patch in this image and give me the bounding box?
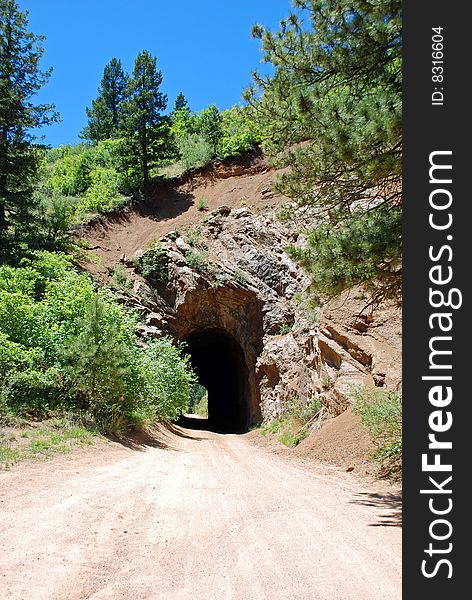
[261,396,326,447]
[184,248,209,274]
[352,386,402,478]
[0,419,96,470]
[184,227,207,250]
[196,197,208,211]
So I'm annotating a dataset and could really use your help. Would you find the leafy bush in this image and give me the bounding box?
[41,139,132,226]
[35,191,77,247]
[352,386,402,476]
[177,133,214,171]
[135,241,169,284]
[110,265,133,290]
[184,248,209,274]
[220,105,262,158]
[0,252,195,431]
[261,396,323,447]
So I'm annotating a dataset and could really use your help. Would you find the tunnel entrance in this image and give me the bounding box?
[181,329,251,433]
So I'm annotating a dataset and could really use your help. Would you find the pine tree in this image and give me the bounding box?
[0,0,57,245]
[173,92,189,114]
[120,50,169,185]
[199,104,223,158]
[82,58,128,142]
[62,294,130,423]
[246,0,402,303]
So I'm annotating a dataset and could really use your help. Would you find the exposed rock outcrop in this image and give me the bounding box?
[104,204,401,426]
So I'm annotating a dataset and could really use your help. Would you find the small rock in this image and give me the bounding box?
[175,237,192,253]
[216,205,231,216]
[233,207,251,219]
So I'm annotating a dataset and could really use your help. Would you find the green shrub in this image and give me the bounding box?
[352,386,402,474]
[135,242,169,284]
[0,254,195,431]
[234,270,249,286]
[110,265,133,291]
[41,140,131,226]
[278,323,292,335]
[177,133,213,170]
[196,197,207,211]
[261,396,323,447]
[220,105,262,158]
[184,248,209,274]
[184,228,207,250]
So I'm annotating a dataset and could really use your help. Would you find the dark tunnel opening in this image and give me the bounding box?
[180,329,251,433]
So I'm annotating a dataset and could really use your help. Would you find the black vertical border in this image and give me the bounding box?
[404,1,469,597]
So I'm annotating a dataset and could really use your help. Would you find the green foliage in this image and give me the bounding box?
[187,383,207,413]
[352,386,402,474]
[220,105,262,158]
[171,107,198,141]
[261,396,323,447]
[176,133,214,171]
[82,58,128,142]
[288,205,402,301]
[130,339,196,422]
[41,140,129,224]
[135,241,169,284]
[234,270,249,286]
[184,227,207,250]
[199,104,223,157]
[0,0,58,244]
[35,191,76,247]
[278,323,292,335]
[194,393,208,418]
[60,294,131,428]
[0,252,195,430]
[173,92,189,113]
[119,50,171,185]
[110,265,133,291]
[196,197,207,211]
[247,0,402,303]
[168,103,260,173]
[184,248,208,274]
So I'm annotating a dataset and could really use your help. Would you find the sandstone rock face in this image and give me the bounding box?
[117,206,401,426]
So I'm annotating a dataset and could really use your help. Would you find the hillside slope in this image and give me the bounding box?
[81,152,286,274]
[77,153,401,476]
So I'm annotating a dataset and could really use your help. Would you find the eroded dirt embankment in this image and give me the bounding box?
[0,424,401,600]
[82,152,285,273]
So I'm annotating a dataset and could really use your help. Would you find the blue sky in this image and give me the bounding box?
[19,0,291,147]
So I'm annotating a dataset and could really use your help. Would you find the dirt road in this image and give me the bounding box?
[0,425,401,600]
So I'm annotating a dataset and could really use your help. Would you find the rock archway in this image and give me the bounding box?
[166,284,264,432]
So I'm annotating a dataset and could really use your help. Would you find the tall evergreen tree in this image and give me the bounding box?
[246,0,402,303]
[173,92,189,114]
[82,58,128,143]
[199,104,223,158]
[120,50,169,185]
[0,0,57,245]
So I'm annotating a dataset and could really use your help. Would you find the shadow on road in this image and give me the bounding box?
[350,492,402,527]
[106,421,204,452]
